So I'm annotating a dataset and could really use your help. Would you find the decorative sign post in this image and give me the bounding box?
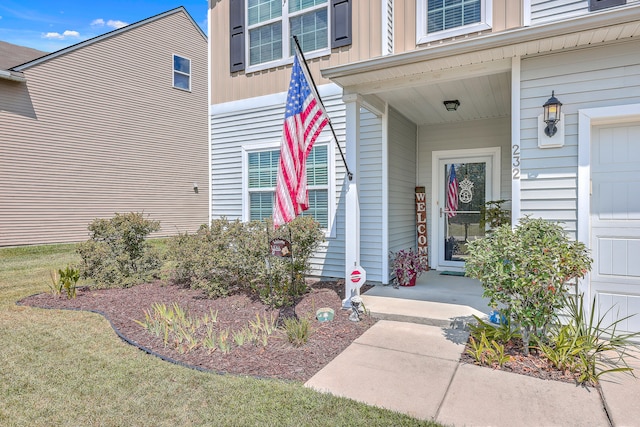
[415,186,429,268]
[269,238,292,257]
[343,264,366,309]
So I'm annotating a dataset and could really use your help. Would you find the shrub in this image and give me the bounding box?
[282,316,312,347]
[166,216,324,305]
[77,212,162,288]
[465,217,592,355]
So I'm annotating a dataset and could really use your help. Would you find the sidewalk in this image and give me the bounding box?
[305,296,640,426]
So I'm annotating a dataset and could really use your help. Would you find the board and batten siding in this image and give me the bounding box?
[530,0,640,25]
[519,39,640,237]
[0,10,209,247]
[417,117,512,266]
[388,107,418,265]
[359,108,384,281]
[210,85,347,278]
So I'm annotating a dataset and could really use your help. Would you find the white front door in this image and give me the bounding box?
[591,123,640,333]
[432,148,501,271]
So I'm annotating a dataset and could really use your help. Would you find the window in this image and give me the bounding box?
[230,0,352,73]
[247,0,328,67]
[416,0,492,44]
[173,55,191,91]
[246,145,330,228]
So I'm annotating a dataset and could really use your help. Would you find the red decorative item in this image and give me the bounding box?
[400,274,417,287]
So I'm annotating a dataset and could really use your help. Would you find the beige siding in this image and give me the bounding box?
[0,10,209,246]
[210,0,382,104]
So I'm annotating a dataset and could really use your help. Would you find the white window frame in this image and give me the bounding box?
[172,54,191,91]
[245,0,331,74]
[416,0,492,45]
[241,139,336,238]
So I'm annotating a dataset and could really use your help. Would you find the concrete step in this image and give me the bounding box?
[360,294,488,329]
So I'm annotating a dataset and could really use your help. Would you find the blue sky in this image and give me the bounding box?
[0,1,208,52]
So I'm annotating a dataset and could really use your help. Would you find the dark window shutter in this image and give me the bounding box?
[331,0,352,49]
[589,0,625,11]
[229,0,245,73]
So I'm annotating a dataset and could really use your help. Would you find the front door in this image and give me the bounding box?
[432,148,501,271]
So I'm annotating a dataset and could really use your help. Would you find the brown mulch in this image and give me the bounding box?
[19,280,376,382]
[460,336,592,386]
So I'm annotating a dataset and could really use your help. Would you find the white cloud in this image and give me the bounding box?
[90,18,128,29]
[106,20,128,29]
[43,30,80,40]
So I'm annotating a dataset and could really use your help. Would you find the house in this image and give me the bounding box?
[0,7,208,246]
[209,1,640,331]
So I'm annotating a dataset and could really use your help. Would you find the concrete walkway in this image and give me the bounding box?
[305,287,640,426]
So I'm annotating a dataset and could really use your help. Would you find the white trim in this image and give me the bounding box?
[210,83,342,116]
[208,0,213,224]
[523,0,532,27]
[241,140,337,239]
[511,56,521,225]
[381,103,390,283]
[431,147,501,271]
[416,0,492,45]
[381,0,394,56]
[577,103,640,299]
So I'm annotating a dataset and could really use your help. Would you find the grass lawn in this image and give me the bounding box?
[0,244,440,426]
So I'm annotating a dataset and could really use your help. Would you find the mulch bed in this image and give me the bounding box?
[19,280,376,382]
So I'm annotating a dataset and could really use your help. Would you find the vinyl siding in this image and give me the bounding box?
[530,0,640,25]
[519,39,640,237]
[417,117,512,266]
[210,85,347,278]
[388,107,417,260]
[359,108,384,281]
[0,10,209,247]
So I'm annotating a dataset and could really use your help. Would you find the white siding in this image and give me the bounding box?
[359,108,384,281]
[520,40,640,237]
[530,0,640,25]
[388,107,417,258]
[209,86,347,278]
[417,117,512,266]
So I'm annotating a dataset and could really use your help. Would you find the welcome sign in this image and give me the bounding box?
[415,187,429,266]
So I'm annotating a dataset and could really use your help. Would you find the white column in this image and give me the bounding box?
[511,56,522,227]
[343,94,361,308]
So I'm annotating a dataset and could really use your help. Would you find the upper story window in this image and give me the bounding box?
[173,55,191,91]
[230,0,352,73]
[589,0,626,11]
[416,0,492,45]
[248,0,328,67]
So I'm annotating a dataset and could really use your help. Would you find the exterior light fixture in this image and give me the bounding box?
[543,91,562,137]
[443,100,460,111]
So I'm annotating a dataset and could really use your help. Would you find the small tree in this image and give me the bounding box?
[465,217,592,355]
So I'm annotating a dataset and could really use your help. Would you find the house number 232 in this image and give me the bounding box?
[512,144,521,180]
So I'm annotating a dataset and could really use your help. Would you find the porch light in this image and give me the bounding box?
[543,91,562,137]
[443,100,460,111]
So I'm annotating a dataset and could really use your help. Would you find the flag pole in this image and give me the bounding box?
[292,35,353,181]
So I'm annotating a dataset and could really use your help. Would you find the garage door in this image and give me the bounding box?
[591,123,640,333]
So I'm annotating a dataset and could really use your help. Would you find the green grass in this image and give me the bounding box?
[0,244,439,426]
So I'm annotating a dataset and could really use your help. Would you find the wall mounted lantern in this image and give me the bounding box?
[443,100,460,111]
[542,91,562,137]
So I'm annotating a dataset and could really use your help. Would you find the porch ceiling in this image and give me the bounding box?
[375,71,511,126]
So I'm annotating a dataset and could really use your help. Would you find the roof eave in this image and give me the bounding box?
[0,69,26,82]
[322,4,640,81]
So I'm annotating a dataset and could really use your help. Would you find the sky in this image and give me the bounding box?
[0,0,209,53]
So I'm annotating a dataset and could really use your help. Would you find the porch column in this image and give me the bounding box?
[343,93,361,308]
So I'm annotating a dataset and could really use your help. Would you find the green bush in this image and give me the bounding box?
[77,212,162,288]
[465,217,592,355]
[166,216,324,305]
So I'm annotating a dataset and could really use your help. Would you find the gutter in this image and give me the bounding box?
[0,69,26,82]
[322,4,640,79]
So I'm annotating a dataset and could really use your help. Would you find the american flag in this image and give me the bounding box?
[273,53,329,228]
[447,164,459,218]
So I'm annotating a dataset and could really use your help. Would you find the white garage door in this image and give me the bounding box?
[591,123,640,333]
